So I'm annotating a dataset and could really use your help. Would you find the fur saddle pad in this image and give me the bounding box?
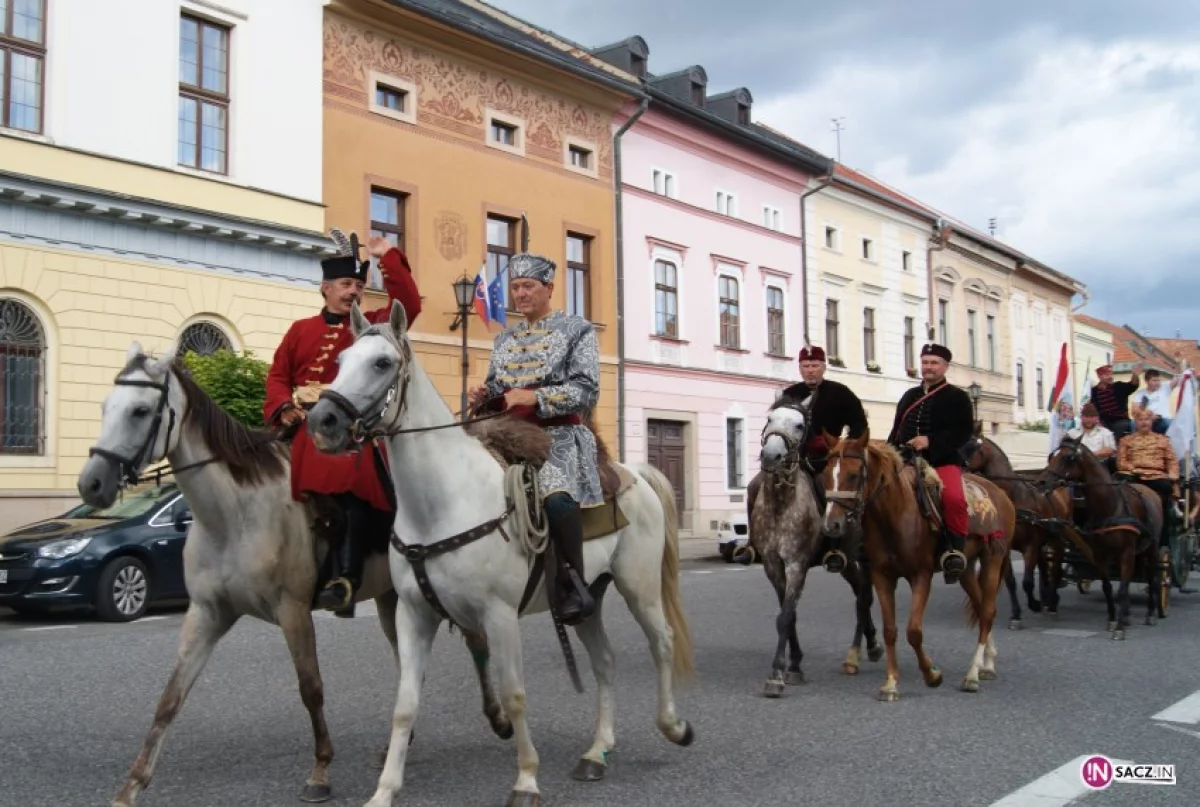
[465,414,635,541]
[907,459,1003,539]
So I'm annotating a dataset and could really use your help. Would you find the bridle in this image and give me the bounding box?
[759,416,804,483]
[825,449,872,522]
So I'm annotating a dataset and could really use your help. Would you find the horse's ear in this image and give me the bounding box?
[821,428,839,449]
[126,341,143,363]
[388,298,408,338]
[973,420,983,438]
[144,342,178,377]
[349,301,370,338]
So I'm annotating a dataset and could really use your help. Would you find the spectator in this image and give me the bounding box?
[1135,368,1178,435]
[1090,362,1141,441]
[1067,402,1118,472]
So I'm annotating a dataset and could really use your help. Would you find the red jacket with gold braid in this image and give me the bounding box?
[263,248,422,511]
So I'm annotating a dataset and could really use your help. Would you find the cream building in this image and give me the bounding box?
[1072,315,1116,404]
[0,0,332,532]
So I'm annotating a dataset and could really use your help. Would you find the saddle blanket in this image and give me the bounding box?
[909,460,1005,541]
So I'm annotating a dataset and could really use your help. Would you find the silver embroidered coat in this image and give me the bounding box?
[483,309,603,507]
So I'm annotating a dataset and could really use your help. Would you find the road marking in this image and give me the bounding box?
[21,624,77,632]
[1160,723,1200,741]
[1042,629,1098,638]
[1151,690,1200,725]
[688,570,715,575]
[136,616,169,623]
[988,754,1131,807]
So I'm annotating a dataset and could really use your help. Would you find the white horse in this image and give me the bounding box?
[76,341,512,807]
[306,300,696,807]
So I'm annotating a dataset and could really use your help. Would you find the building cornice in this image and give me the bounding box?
[0,170,335,256]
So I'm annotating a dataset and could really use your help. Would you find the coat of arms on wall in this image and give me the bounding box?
[434,211,467,261]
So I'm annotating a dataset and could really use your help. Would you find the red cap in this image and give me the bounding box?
[1097,364,1113,375]
[798,345,826,362]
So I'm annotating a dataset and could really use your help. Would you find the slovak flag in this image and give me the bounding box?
[472,267,490,326]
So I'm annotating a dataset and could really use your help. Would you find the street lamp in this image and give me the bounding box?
[449,274,476,418]
[968,381,982,422]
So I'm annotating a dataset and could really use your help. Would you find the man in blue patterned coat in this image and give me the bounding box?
[468,253,601,625]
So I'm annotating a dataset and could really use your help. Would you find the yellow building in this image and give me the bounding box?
[322,0,641,446]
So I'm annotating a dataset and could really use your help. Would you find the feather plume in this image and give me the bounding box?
[328,227,354,257]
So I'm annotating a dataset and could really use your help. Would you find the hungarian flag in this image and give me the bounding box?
[1047,342,1072,451]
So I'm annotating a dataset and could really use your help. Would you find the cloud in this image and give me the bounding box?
[486,0,1200,335]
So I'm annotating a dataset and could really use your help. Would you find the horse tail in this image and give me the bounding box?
[636,462,695,683]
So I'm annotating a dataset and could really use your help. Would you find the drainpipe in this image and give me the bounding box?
[613,96,650,463]
[799,170,835,343]
[926,217,951,334]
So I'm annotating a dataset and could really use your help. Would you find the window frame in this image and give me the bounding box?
[725,417,745,490]
[366,70,418,126]
[863,306,876,365]
[368,188,408,289]
[653,258,679,338]
[1016,360,1025,404]
[1,0,47,134]
[486,213,517,311]
[967,308,977,367]
[717,273,741,349]
[178,12,232,175]
[904,316,915,373]
[825,298,840,358]
[985,314,996,371]
[766,285,785,357]
[0,297,48,456]
[565,231,591,320]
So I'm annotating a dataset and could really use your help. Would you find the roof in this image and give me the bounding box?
[1075,314,1181,374]
[386,0,642,96]
[1148,337,1200,372]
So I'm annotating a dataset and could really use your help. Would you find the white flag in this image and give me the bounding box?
[1166,368,1196,462]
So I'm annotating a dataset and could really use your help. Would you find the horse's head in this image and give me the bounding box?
[759,400,807,474]
[1039,435,1089,491]
[77,341,185,508]
[820,427,871,538]
[963,420,987,473]
[308,299,412,453]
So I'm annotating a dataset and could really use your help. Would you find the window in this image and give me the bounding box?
[1036,366,1044,410]
[938,299,949,346]
[737,104,750,125]
[367,71,417,125]
[718,275,740,349]
[762,205,781,231]
[967,309,977,367]
[824,226,838,249]
[825,299,840,358]
[652,169,676,197]
[1016,361,1025,403]
[766,286,785,356]
[485,110,524,154]
[861,238,874,260]
[566,232,591,319]
[654,259,678,337]
[369,189,407,289]
[716,191,737,216]
[986,315,996,371]
[725,418,745,489]
[486,214,516,309]
[1,0,45,133]
[904,316,915,373]
[179,321,233,356]
[491,121,516,145]
[0,298,46,455]
[863,307,876,365]
[178,14,230,174]
[376,85,406,112]
[902,251,912,272]
[568,144,591,169]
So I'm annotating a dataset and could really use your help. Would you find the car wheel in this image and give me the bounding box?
[95,557,151,622]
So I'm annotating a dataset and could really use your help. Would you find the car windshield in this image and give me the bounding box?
[60,485,177,520]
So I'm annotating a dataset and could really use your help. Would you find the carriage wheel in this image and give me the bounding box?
[1159,549,1172,616]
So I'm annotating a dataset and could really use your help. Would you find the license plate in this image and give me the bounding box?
[0,569,7,584]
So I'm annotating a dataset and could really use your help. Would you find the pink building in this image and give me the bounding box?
[592,40,832,535]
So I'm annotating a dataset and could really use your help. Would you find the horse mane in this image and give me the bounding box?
[134,356,288,487]
[862,439,904,492]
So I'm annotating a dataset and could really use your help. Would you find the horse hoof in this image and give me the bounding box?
[763,679,786,698]
[979,670,996,681]
[495,720,515,741]
[300,784,332,803]
[675,721,695,747]
[925,668,944,688]
[1008,619,1022,631]
[506,790,540,807]
[571,758,608,782]
[1028,601,1043,613]
[877,689,900,703]
[1107,620,1119,632]
[842,663,859,676]
[961,678,979,693]
[1111,630,1125,641]
[785,669,806,685]
[867,645,884,663]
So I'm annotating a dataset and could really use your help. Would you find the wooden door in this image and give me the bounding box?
[647,419,686,516]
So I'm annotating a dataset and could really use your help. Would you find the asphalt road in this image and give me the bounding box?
[3,542,1199,807]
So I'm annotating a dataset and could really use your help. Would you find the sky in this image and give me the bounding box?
[488,0,1200,338]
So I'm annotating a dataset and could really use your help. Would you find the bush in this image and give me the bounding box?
[180,349,269,428]
[1017,419,1050,433]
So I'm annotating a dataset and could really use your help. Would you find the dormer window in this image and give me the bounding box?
[737,104,749,125]
[691,82,704,105]
[631,53,646,78]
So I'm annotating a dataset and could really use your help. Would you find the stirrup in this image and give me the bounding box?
[557,568,595,626]
[318,576,355,612]
[822,549,848,574]
[940,549,967,583]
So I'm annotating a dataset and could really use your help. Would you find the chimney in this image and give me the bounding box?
[706,88,753,126]
[590,36,649,79]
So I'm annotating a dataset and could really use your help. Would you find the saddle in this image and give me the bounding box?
[465,412,634,541]
[906,458,1003,540]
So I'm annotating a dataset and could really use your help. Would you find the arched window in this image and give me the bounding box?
[178,321,233,356]
[0,299,47,455]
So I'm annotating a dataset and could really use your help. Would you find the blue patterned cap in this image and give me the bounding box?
[508,252,556,284]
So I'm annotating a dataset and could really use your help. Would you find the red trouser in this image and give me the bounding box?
[934,464,969,536]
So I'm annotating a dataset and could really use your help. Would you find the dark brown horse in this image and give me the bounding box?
[820,429,1015,701]
[743,401,881,698]
[964,426,1081,626]
[1037,435,1163,639]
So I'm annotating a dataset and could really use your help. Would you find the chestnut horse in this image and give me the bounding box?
[964,426,1082,626]
[820,429,1015,701]
[1037,435,1163,639]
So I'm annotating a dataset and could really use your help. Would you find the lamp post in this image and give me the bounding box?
[968,381,982,423]
[449,274,476,418]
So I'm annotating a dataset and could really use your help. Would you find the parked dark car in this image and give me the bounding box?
[0,482,191,621]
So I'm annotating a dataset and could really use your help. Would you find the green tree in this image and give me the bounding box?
[181,349,269,428]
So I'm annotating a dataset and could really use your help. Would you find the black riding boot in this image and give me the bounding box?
[545,493,595,627]
[319,494,368,616]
